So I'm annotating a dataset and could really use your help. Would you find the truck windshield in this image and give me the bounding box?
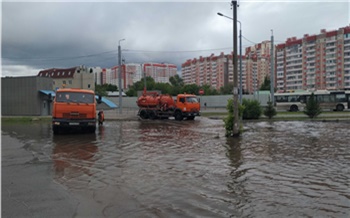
[186,97,198,103]
[55,92,95,103]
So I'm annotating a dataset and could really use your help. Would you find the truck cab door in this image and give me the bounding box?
[177,97,186,110]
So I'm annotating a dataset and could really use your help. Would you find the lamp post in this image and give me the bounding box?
[118,38,125,114]
[217,12,242,104]
[217,0,240,136]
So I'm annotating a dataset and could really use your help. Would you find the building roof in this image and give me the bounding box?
[37,67,77,78]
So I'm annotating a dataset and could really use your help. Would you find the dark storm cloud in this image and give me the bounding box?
[2,2,230,72]
[1,1,349,76]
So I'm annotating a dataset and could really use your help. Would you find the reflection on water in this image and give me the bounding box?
[2,119,350,217]
[52,134,98,180]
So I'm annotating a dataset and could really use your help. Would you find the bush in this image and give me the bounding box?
[224,99,244,137]
[242,99,262,120]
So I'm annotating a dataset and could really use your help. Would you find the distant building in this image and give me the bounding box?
[276,26,350,92]
[181,25,350,94]
[37,66,95,91]
[181,52,247,92]
[143,63,177,83]
[245,40,272,94]
[98,63,177,90]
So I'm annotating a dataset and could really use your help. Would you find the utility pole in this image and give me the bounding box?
[118,39,125,114]
[239,21,242,104]
[232,0,239,136]
[270,30,275,105]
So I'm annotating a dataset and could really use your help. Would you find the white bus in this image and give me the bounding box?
[274,90,350,112]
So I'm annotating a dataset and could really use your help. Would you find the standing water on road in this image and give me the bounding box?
[2,118,350,217]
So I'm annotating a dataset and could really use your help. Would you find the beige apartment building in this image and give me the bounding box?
[182,52,247,92]
[276,26,350,92]
[98,63,177,91]
[245,41,272,94]
[37,66,95,91]
[182,25,350,94]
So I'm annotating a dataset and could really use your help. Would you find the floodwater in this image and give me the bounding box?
[2,118,350,217]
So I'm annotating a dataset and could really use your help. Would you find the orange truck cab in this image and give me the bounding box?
[173,94,201,121]
[52,88,97,134]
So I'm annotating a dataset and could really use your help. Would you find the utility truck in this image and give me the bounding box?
[137,89,201,121]
[52,88,97,134]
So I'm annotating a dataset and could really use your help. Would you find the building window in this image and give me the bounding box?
[63,80,66,84]
[88,84,91,88]
[69,80,72,84]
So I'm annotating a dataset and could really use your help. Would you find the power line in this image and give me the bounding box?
[2,50,117,61]
[123,47,233,54]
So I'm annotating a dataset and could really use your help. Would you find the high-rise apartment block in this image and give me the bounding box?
[276,26,350,92]
[245,41,272,94]
[182,52,246,92]
[182,25,350,94]
[143,63,177,83]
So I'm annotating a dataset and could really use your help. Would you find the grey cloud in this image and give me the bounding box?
[1,1,349,77]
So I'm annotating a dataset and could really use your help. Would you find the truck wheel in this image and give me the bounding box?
[174,111,183,121]
[53,126,59,135]
[148,110,157,120]
[89,126,96,133]
[139,110,149,119]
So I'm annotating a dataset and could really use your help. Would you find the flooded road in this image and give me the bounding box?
[2,118,350,217]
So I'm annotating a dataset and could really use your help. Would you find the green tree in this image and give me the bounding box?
[260,76,270,91]
[220,83,233,95]
[181,84,199,95]
[106,84,118,91]
[126,76,156,96]
[264,96,277,119]
[169,74,184,87]
[242,98,262,119]
[95,84,110,96]
[303,92,321,118]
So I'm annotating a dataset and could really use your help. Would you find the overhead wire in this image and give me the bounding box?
[3,35,272,64]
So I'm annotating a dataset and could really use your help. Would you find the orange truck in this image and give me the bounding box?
[137,90,201,121]
[52,88,97,134]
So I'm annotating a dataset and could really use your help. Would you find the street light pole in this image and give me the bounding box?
[217,1,240,136]
[217,13,242,104]
[232,0,239,136]
[270,30,275,105]
[118,38,125,114]
[238,20,242,104]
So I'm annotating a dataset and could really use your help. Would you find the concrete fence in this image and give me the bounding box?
[103,93,271,110]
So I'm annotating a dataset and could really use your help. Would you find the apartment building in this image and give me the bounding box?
[98,63,177,90]
[276,26,350,92]
[182,52,246,92]
[37,66,95,91]
[143,63,177,83]
[245,41,272,94]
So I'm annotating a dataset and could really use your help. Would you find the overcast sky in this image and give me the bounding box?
[1,0,349,77]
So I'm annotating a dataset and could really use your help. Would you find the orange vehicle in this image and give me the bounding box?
[52,88,97,134]
[137,90,201,121]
